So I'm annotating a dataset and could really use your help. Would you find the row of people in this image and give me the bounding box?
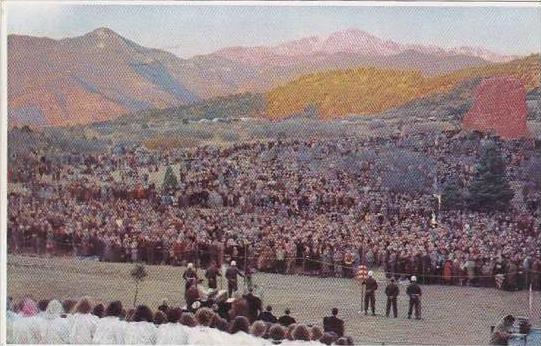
[6,296,355,345]
[362,273,422,319]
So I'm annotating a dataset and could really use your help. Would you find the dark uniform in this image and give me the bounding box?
[183,267,198,291]
[323,314,344,337]
[205,264,221,289]
[385,279,399,318]
[243,291,262,323]
[258,308,278,324]
[278,313,296,327]
[364,276,378,315]
[406,281,422,319]
[225,265,244,297]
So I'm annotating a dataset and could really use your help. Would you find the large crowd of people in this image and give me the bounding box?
[6,294,354,345]
[7,130,541,290]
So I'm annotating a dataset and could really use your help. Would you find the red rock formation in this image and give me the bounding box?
[463,77,529,139]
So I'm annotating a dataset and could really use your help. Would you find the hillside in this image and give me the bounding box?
[265,54,540,119]
[110,93,266,125]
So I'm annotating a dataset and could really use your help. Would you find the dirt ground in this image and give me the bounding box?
[7,255,541,345]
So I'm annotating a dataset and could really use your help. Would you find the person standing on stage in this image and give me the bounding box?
[225,261,244,297]
[205,261,221,290]
[406,275,422,319]
[182,263,198,291]
[363,271,378,315]
[385,277,399,318]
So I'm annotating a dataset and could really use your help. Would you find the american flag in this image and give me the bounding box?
[495,274,505,289]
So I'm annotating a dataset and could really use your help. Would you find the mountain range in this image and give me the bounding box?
[215,28,515,65]
[8,27,523,126]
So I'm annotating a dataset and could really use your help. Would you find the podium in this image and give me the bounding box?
[526,328,540,346]
[507,328,541,346]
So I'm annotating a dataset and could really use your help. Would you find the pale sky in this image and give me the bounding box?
[6,1,541,58]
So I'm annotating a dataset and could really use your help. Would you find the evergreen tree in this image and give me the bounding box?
[467,143,514,212]
[162,166,178,192]
[537,204,541,230]
[442,176,466,210]
[304,104,319,118]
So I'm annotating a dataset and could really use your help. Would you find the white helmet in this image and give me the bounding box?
[368,271,373,277]
[411,275,417,282]
[187,263,194,269]
[231,261,236,266]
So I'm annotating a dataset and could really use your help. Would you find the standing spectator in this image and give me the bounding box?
[205,261,221,290]
[182,263,198,292]
[406,276,422,320]
[363,271,378,316]
[276,246,286,274]
[225,261,244,298]
[385,278,399,318]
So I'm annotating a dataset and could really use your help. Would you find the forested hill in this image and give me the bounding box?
[265,54,540,119]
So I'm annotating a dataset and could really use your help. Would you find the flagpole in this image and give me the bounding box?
[529,283,532,316]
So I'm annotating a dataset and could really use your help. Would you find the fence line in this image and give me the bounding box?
[7,245,541,296]
[9,237,541,275]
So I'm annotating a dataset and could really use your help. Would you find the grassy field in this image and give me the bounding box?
[7,255,540,345]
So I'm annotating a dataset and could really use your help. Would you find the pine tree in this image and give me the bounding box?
[304,104,319,118]
[467,143,514,212]
[162,166,178,192]
[442,176,466,210]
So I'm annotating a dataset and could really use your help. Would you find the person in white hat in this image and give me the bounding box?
[363,270,378,316]
[190,301,201,311]
[183,263,198,292]
[225,261,244,298]
[406,276,422,319]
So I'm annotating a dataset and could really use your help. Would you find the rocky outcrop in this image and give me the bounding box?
[462,77,529,139]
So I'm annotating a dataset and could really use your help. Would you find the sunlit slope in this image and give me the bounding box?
[265,54,540,119]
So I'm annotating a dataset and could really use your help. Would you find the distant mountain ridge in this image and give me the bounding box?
[8,27,521,126]
[9,28,198,126]
[215,28,516,65]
